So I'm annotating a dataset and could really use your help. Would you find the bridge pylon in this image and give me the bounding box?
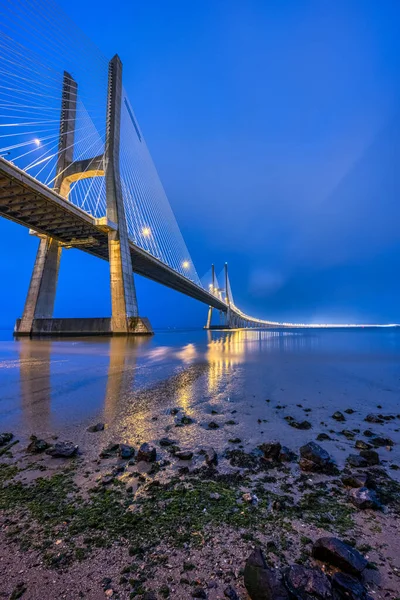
[15,58,152,336]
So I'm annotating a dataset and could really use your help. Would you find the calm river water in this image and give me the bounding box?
[1,328,400,471]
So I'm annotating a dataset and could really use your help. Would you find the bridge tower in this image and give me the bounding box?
[16,56,152,336]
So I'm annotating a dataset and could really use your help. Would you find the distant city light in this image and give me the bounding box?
[33,138,41,147]
[142,227,151,237]
[182,260,190,269]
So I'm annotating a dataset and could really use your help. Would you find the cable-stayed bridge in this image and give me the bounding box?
[0,0,396,335]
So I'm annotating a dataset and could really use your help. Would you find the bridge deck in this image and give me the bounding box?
[0,158,227,311]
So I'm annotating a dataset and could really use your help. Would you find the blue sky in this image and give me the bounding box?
[0,0,399,328]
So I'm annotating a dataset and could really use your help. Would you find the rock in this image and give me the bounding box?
[344,408,355,414]
[312,537,368,577]
[224,585,239,600]
[175,414,194,426]
[207,421,220,430]
[191,587,207,598]
[299,442,336,474]
[46,441,78,458]
[209,492,220,500]
[137,443,156,462]
[349,487,381,510]
[27,435,49,453]
[244,547,290,600]
[242,492,258,505]
[170,407,181,415]
[229,438,242,444]
[359,449,379,465]
[159,437,176,447]
[205,447,218,466]
[341,430,355,440]
[284,564,332,599]
[142,593,157,600]
[119,444,135,459]
[0,432,13,446]
[279,446,297,462]
[87,422,105,432]
[364,414,384,424]
[100,443,120,458]
[285,416,312,430]
[331,572,369,600]
[259,441,282,460]
[341,472,368,488]
[370,436,394,448]
[316,433,332,441]
[346,454,368,468]
[175,450,193,460]
[354,440,371,450]
[363,429,374,437]
[332,411,345,422]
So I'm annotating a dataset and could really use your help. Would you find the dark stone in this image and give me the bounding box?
[244,548,289,600]
[229,438,242,444]
[46,441,78,458]
[119,444,135,459]
[27,435,49,453]
[284,564,332,599]
[259,441,282,460]
[207,421,220,430]
[192,587,207,598]
[370,436,394,448]
[316,433,332,441]
[175,450,193,460]
[286,416,312,430]
[100,443,120,458]
[332,411,345,422]
[341,472,368,488]
[142,593,157,600]
[344,408,355,414]
[354,440,371,450]
[159,437,176,447]
[205,447,218,466]
[224,585,239,600]
[225,449,259,469]
[279,446,297,462]
[170,407,181,415]
[346,454,368,468]
[332,572,368,600]
[299,442,336,474]
[341,430,355,440]
[364,414,384,424]
[359,449,379,465]
[363,429,374,437]
[175,414,194,426]
[349,487,381,510]
[0,432,13,446]
[137,443,157,462]
[312,537,368,577]
[87,422,105,432]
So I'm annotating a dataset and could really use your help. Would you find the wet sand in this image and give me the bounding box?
[0,328,400,598]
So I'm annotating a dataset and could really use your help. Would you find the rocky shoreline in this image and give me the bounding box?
[1,402,400,599]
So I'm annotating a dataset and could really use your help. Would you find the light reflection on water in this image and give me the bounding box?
[0,328,399,470]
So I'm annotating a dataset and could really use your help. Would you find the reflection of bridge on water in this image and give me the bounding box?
[16,330,321,429]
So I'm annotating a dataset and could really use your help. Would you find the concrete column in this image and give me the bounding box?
[18,237,61,333]
[17,73,77,335]
[105,55,139,333]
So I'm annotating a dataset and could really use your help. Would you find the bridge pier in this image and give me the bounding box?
[15,59,152,337]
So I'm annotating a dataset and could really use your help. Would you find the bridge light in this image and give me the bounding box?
[142,226,151,237]
[33,138,41,147]
[182,260,190,269]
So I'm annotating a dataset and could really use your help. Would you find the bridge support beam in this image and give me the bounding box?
[105,55,151,335]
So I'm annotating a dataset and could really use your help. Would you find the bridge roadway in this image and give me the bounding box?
[0,157,228,312]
